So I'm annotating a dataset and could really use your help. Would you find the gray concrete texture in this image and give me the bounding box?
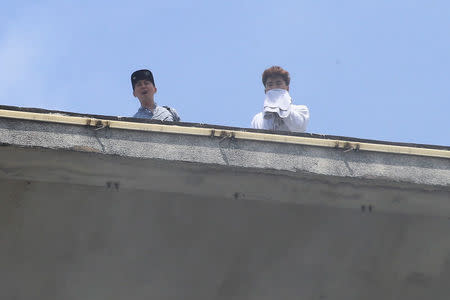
[0,118,449,187]
[2,178,450,300]
[0,115,450,299]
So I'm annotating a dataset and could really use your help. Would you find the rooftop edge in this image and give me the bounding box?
[0,105,449,159]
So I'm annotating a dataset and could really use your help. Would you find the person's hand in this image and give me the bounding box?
[263,111,277,119]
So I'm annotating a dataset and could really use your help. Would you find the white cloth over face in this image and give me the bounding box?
[263,89,292,118]
[252,89,309,133]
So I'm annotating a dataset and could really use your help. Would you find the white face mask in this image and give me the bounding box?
[263,89,292,118]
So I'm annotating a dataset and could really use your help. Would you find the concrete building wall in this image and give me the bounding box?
[0,108,449,299]
[1,177,450,300]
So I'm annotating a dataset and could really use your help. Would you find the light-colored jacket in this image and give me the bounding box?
[133,105,174,121]
[251,105,309,132]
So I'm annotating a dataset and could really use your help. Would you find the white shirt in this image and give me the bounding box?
[251,104,309,133]
[133,104,174,121]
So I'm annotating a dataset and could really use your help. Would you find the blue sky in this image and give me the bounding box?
[1,0,449,146]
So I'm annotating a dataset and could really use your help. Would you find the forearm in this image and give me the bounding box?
[283,105,309,133]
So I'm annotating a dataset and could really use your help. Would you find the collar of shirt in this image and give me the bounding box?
[138,103,159,114]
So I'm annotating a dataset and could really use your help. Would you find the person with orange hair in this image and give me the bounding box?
[251,66,309,132]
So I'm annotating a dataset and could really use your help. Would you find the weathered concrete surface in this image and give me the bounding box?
[0,145,449,218]
[0,118,449,187]
[1,177,450,300]
[0,114,450,300]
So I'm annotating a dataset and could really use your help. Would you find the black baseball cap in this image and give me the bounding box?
[131,69,155,90]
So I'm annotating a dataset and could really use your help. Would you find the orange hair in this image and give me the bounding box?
[262,66,290,87]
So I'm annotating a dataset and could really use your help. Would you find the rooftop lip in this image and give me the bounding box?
[0,104,449,153]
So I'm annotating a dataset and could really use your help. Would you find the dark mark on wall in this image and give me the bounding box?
[106,181,120,191]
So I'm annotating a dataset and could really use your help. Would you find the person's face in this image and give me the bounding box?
[265,75,289,93]
[133,79,157,100]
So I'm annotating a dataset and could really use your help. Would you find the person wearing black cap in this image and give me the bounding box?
[131,69,179,121]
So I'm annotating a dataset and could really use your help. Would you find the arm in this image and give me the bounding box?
[251,112,264,129]
[283,105,309,133]
[153,107,174,121]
